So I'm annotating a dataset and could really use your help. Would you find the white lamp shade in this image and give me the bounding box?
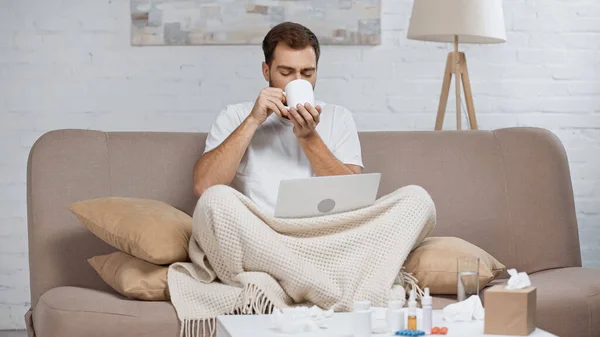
[407,0,506,44]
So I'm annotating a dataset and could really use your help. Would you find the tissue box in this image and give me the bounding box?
[484,285,536,336]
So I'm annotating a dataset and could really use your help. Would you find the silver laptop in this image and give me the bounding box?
[273,173,381,218]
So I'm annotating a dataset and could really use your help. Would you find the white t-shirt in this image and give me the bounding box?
[203,100,363,215]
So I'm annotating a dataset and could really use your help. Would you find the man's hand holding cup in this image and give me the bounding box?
[284,79,320,139]
[249,87,289,125]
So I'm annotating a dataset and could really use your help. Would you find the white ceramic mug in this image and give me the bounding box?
[284,79,315,109]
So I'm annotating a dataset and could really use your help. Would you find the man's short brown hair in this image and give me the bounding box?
[262,22,320,66]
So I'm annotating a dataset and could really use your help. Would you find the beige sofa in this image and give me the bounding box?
[24,127,600,337]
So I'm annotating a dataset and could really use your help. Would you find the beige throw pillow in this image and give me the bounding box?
[88,251,169,301]
[404,237,506,295]
[69,197,192,264]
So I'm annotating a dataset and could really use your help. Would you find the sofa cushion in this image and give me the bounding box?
[32,286,187,337]
[33,268,600,337]
[31,286,457,337]
[88,251,169,301]
[68,197,192,264]
[404,236,506,295]
[522,267,600,337]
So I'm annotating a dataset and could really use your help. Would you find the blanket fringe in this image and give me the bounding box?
[397,267,424,299]
[178,318,211,337]
[236,283,276,315]
[179,318,216,337]
[179,283,276,337]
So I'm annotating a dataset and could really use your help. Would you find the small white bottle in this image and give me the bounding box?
[407,288,417,330]
[387,300,405,333]
[422,287,433,334]
[352,310,372,337]
[352,300,372,337]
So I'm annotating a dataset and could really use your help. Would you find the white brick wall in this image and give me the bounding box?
[1,0,599,330]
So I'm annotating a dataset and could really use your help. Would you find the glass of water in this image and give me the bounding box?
[457,256,480,302]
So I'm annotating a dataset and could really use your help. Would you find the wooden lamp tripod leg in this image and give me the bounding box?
[454,36,462,130]
[461,53,477,130]
[435,53,453,130]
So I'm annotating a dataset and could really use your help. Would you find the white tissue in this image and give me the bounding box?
[442,295,485,322]
[505,268,532,290]
[270,305,333,334]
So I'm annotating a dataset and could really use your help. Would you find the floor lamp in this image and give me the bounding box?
[406,0,506,130]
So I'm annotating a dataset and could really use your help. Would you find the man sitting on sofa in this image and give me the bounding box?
[170,22,435,333]
[192,21,363,214]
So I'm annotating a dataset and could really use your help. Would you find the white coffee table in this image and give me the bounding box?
[216,308,558,337]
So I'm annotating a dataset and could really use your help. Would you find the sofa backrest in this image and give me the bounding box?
[26,127,581,306]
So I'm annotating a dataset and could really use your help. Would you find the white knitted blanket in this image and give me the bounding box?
[168,184,436,337]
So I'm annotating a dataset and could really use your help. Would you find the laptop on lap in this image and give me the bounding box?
[273,173,381,218]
